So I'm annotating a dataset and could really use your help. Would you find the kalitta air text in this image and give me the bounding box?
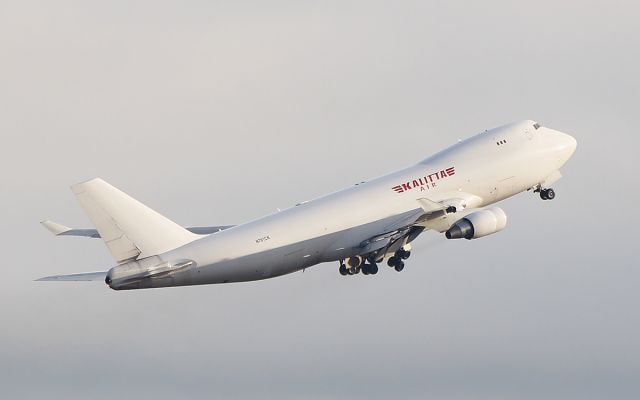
[392,167,456,193]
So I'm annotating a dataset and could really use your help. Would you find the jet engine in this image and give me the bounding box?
[445,207,507,240]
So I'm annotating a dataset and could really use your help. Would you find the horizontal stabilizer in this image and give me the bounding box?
[41,220,101,238]
[36,271,107,281]
[41,220,71,235]
[41,220,233,239]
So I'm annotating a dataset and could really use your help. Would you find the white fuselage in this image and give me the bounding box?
[106,120,577,289]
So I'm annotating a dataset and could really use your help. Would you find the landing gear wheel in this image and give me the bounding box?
[400,250,411,260]
[545,188,555,200]
[369,263,378,275]
[540,189,548,200]
[388,257,398,268]
[362,265,370,275]
[394,261,405,272]
[339,264,347,276]
[348,267,357,275]
[540,188,556,200]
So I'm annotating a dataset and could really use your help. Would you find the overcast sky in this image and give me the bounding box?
[1,1,639,399]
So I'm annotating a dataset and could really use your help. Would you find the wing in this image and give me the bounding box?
[36,271,107,281]
[412,193,486,232]
[357,193,484,259]
[41,220,234,238]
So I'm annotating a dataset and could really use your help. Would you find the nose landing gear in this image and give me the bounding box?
[539,188,556,200]
[534,184,556,201]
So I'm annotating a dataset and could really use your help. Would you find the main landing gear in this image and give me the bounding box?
[339,259,379,276]
[387,248,411,272]
[339,246,412,276]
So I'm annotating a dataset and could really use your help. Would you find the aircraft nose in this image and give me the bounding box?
[561,132,577,159]
[548,128,577,162]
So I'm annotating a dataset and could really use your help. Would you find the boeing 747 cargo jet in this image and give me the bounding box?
[38,120,577,290]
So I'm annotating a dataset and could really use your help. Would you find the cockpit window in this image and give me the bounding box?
[533,122,540,130]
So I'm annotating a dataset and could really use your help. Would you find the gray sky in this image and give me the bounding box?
[1,1,639,399]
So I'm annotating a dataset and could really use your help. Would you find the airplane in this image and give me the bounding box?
[38,120,577,290]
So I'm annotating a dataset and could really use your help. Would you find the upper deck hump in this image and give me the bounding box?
[418,120,535,165]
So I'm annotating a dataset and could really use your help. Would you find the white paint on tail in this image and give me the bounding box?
[71,178,199,263]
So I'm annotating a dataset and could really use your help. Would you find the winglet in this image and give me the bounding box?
[41,220,72,236]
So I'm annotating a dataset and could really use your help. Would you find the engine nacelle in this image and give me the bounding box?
[445,207,507,240]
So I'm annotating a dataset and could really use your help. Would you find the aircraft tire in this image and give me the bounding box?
[394,261,405,272]
[546,188,556,200]
[388,257,398,267]
[339,264,348,276]
[369,263,378,275]
[540,189,548,200]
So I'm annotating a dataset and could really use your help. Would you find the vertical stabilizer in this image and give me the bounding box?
[71,178,198,263]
